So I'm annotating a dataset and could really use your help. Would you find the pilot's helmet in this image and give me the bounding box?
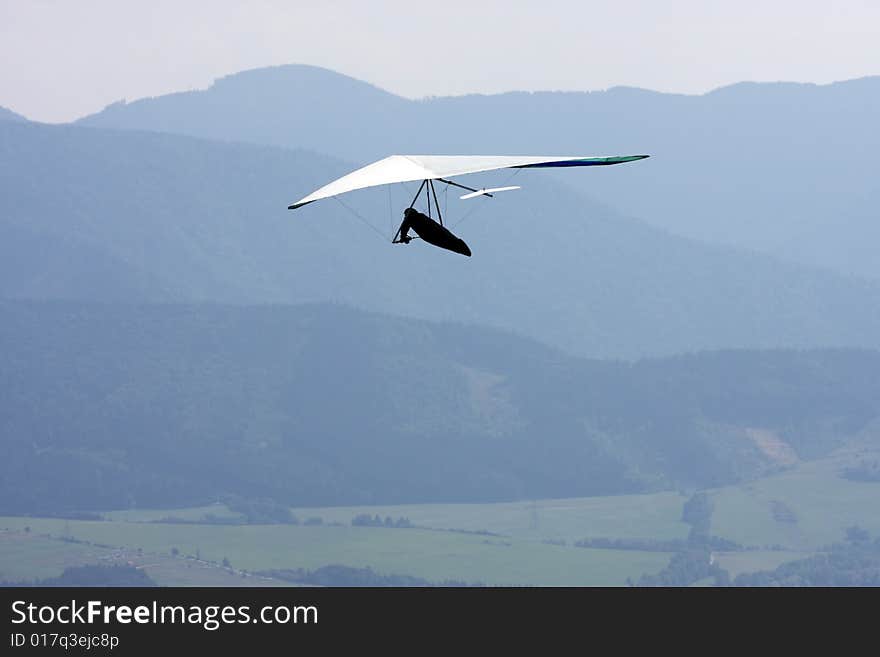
[404,207,417,217]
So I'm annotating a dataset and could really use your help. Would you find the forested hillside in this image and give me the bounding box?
[3,300,878,513]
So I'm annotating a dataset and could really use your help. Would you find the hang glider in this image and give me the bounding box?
[288,154,648,210]
[287,153,649,256]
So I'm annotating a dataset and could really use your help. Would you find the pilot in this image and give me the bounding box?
[395,207,472,257]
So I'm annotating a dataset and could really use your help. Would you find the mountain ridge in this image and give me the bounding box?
[79,63,880,112]
[5,119,880,358]
[0,105,28,122]
[76,64,880,280]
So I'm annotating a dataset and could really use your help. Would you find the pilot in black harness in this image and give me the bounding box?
[394,207,472,257]
[393,178,472,257]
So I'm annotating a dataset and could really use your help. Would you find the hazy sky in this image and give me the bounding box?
[2,0,879,123]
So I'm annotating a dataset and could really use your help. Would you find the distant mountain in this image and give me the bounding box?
[0,106,27,123]
[78,65,880,280]
[2,300,878,513]
[5,120,880,358]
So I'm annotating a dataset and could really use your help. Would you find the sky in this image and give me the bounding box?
[1,0,879,123]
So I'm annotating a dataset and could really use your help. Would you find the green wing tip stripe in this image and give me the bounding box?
[602,155,650,163]
[516,155,650,169]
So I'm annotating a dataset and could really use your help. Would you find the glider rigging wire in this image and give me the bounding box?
[332,195,389,243]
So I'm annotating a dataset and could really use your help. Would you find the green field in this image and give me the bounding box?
[4,449,878,586]
[290,491,691,543]
[0,530,278,586]
[0,530,109,581]
[710,450,880,549]
[0,520,668,586]
[95,490,691,544]
[4,490,693,586]
[712,550,807,577]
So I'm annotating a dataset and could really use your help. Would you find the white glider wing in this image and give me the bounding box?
[288,154,648,209]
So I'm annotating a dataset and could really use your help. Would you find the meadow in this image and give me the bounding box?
[3,449,878,586]
[709,449,880,549]
[0,520,667,586]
